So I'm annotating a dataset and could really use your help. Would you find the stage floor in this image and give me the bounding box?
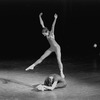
[0,57,100,100]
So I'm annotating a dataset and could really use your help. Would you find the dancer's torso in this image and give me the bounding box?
[46,34,60,50]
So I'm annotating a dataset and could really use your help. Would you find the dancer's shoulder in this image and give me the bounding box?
[49,74,60,78]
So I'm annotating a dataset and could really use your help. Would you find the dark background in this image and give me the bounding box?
[0,0,100,60]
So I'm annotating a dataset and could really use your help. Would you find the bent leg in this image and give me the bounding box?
[56,79,67,89]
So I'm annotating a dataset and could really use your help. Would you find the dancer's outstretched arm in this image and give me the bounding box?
[39,12,45,28]
[36,81,57,91]
[43,81,57,91]
[50,13,58,36]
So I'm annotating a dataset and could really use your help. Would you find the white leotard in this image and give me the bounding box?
[47,33,60,50]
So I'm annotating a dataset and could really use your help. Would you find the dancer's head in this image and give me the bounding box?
[49,76,54,83]
[44,76,54,86]
[42,27,49,36]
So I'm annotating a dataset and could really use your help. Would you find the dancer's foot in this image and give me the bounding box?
[61,72,65,78]
[25,64,35,71]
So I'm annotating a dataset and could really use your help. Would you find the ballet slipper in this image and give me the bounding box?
[25,64,35,71]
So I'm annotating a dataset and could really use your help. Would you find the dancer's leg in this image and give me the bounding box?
[34,49,52,65]
[55,48,65,78]
[25,49,52,71]
[56,79,67,89]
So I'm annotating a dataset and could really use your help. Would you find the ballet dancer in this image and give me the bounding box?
[34,74,67,91]
[25,13,65,78]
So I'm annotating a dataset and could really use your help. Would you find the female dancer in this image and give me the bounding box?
[34,74,67,91]
[25,13,65,78]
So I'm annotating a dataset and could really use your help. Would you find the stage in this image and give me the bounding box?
[0,57,100,100]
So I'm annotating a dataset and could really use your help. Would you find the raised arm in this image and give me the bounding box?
[50,13,58,35]
[39,13,45,28]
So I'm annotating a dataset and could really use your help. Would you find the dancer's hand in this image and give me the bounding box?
[39,12,43,17]
[25,64,35,71]
[54,13,58,19]
[36,84,46,91]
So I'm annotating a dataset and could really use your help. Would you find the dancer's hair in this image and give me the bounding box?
[44,77,54,86]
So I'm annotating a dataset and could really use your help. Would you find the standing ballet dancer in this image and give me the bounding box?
[25,13,65,78]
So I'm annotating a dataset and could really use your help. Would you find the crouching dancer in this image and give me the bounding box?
[34,74,67,91]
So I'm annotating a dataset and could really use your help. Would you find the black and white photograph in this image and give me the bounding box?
[0,0,100,100]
